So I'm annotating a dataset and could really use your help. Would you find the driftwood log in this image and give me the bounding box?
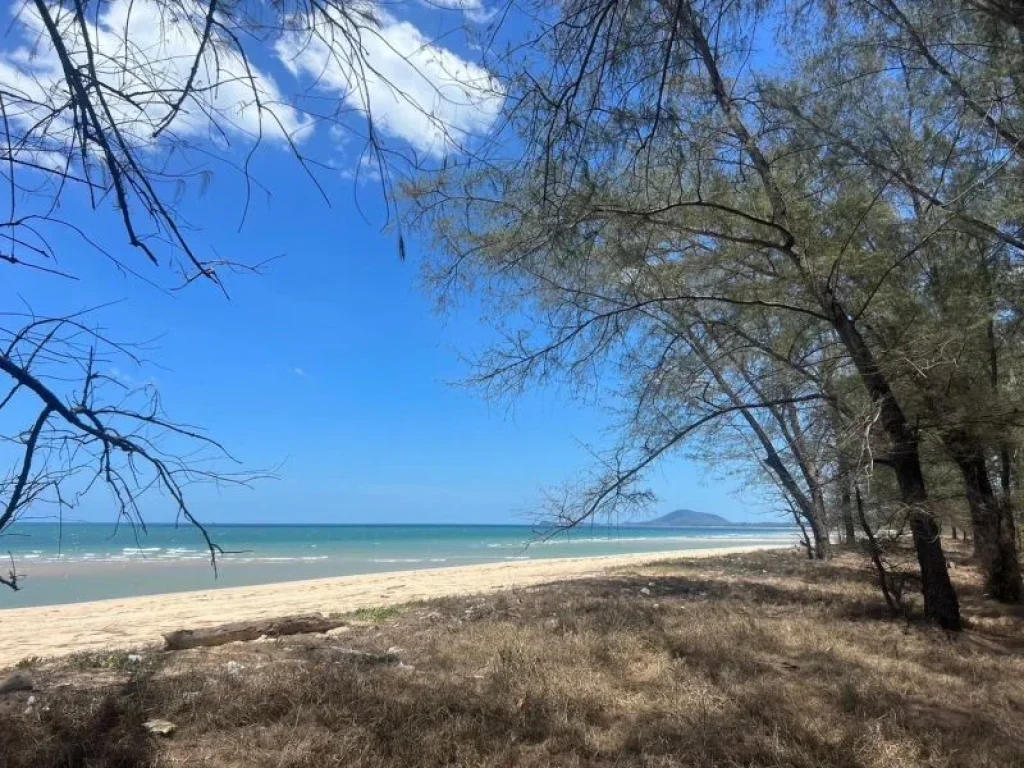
[162,614,345,650]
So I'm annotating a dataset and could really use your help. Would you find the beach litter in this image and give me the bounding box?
[143,719,177,737]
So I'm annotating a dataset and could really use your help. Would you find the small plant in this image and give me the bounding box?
[15,656,42,669]
[343,605,401,623]
[65,650,137,671]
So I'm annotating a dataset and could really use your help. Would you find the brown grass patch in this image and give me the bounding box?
[2,545,1023,767]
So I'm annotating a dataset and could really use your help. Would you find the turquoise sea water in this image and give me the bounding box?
[0,523,796,608]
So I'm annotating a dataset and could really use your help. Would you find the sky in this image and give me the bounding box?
[0,0,773,526]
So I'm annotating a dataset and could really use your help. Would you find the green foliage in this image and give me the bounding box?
[65,649,140,671]
[408,0,1024,618]
[338,605,401,623]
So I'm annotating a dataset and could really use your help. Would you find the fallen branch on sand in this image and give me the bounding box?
[162,614,345,650]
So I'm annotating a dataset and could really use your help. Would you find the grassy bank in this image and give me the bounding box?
[2,546,1022,767]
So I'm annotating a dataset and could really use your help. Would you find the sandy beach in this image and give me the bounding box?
[0,545,783,668]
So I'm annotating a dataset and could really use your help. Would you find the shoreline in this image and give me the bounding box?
[0,544,786,668]
[0,534,795,609]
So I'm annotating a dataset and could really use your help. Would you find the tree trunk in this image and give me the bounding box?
[684,1,960,628]
[856,485,900,616]
[790,505,815,559]
[946,435,1023,602]
[683,327,830,558]
[887,446,961,629]
[163,614,346,650]
[806,500,830,560]
[841,483,856,544]
[829,305,960,628]
[1000,443,1013,495]
[760,451,829,559]
[838,453,856,544]
[809,484,832,557]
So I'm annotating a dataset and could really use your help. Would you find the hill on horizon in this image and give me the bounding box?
[636,508,733,527]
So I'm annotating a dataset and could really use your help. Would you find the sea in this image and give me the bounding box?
[0,523,796,608]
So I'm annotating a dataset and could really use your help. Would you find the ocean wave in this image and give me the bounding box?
[5,527,794,571]
[19,552,335,565]
[486,533,791,549]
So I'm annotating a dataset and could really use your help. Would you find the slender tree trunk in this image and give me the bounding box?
[789,504,814,559]
[856,485,900,616]
[809,484,832,556]
[761,452,829,558]
[683,2,960,629]
[683,328,830,557]
[827,307,960,628]
[727,349,832,558]
[885,450,960,627]
[841,482,856,545]
[838,453,856,544]
[945,434,1023,602]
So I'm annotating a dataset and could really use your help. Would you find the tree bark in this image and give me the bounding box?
[790,504,815,559]
[945,434,1023,602]
[838,452,856,544]
[162,614,346,650]
[841,482,856,545]
[762,452,829,559]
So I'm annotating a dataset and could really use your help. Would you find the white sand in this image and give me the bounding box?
[0,545,783,667]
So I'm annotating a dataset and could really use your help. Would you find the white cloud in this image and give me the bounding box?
[465,7,500,24]
[337,152,386,183]
[421,0,483,8]
[275,5,503,157]
[292,367,306,376]
[419,0,499,24]
[0,0,309,154]
[107,366,135,385]
[1,0,502,165]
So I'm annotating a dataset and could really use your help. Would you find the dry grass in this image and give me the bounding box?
[3,545,1024,767]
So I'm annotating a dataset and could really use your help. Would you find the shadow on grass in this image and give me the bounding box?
[0,662,161,768]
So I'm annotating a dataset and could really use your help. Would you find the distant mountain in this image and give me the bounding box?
[636,508,733,527]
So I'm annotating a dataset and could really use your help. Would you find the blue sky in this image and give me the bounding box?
[0,0,771,525]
